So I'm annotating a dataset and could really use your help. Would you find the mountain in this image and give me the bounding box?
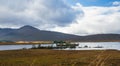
[0,25,120,42]
[0,25,79,41]
[71,34,120,42]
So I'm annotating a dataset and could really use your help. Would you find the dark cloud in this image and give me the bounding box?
[0,0,83,29]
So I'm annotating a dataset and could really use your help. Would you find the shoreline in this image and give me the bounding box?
[0,41,120,45]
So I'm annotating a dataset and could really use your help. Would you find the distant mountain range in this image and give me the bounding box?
[0,25,79,41]
[72,34,120,42]
[0,25,120,42]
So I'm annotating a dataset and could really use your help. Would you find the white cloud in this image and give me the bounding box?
[113,1,120,6]
[52,3,120,35]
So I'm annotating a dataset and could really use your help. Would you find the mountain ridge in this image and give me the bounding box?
[0,25,79,41]
[0,25,120,42]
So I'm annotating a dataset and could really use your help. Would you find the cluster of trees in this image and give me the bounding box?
[31,41,78,49]
[31,44,54,49]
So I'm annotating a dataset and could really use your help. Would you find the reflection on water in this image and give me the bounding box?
[76,42,120,50]
[0,42,120,50]
[0,45,32,50]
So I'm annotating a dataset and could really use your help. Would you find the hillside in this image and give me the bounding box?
[72,34,120,42]
[0,25,79,41]
[0,25,120,42]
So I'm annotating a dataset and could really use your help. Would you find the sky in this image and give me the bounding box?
[0,0,120,35]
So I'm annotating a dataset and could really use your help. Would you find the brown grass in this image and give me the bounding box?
[0,49,119,66]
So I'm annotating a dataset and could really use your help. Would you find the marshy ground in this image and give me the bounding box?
[0,49,119,66]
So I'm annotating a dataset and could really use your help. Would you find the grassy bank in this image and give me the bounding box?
[0,49,119,66]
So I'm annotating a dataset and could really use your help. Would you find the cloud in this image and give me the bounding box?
[113,1,120,6]
[52,3,120,35]
[0,0,82,29]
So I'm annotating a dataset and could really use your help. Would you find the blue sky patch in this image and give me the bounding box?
[67,0,120,6]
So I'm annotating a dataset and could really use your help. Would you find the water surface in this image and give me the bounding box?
[0,42,120,50]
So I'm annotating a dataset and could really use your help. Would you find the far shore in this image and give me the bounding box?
[0,41,120,45]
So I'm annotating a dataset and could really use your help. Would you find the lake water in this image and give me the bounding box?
[0,42,120,50]
[71,42,120,50]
